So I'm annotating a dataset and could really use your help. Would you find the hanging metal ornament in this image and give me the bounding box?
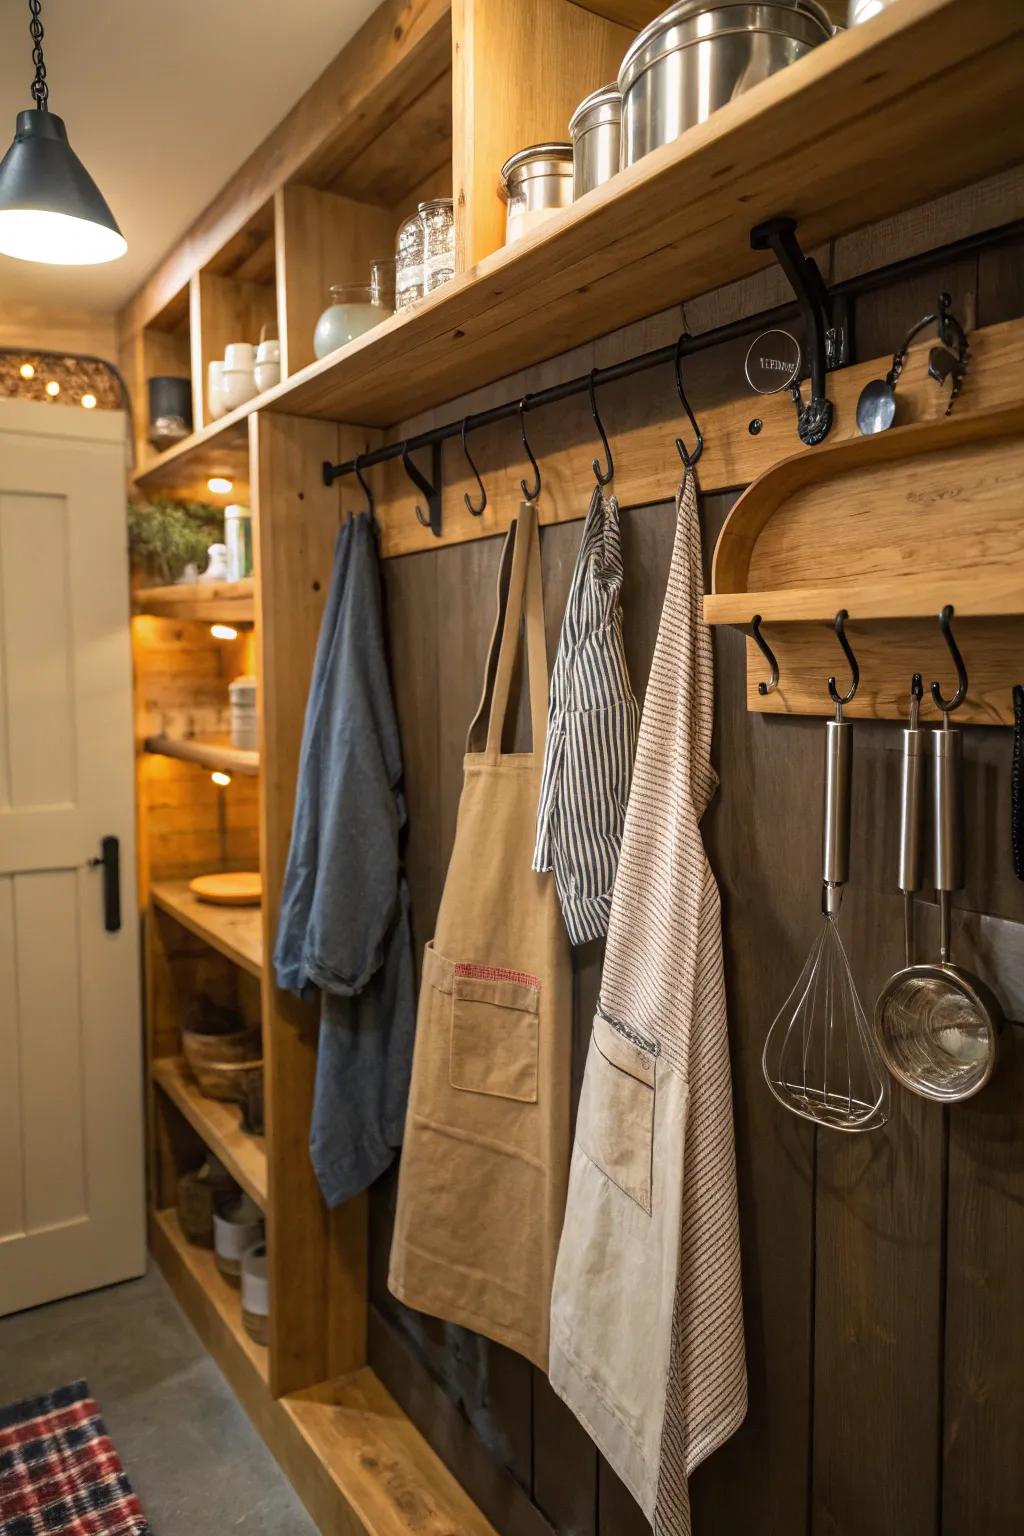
[744,329,802,395]
[856,292,969,436]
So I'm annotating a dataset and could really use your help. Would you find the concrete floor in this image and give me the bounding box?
[0,1264,318,1535]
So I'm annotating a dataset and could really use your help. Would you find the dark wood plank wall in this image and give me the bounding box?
[362,192,1024,1536]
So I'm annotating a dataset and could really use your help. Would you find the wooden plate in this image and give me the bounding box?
[189,871,262,907]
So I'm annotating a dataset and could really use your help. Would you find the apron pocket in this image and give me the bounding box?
[450,964,541,1103]
[576,1010,656,1213]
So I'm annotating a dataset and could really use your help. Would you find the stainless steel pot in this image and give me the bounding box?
[569,83,622,198]
[618,1,836,168]
[500,143,574,246]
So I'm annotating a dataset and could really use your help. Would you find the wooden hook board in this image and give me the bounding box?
[705,399,1024,725]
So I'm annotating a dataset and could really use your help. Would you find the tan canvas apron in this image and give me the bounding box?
[388,501,572,1371]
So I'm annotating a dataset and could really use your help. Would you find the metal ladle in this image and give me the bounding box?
[874,612,1001,1102]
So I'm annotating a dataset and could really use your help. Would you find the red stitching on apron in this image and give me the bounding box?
[454,962,542,989]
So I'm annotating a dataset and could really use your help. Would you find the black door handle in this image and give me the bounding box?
[88,836,122,932]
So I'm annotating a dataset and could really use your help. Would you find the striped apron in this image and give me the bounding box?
[548,471,747,1533]
[533,489,639,945]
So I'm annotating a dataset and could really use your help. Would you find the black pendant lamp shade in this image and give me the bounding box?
[0,2,126,266]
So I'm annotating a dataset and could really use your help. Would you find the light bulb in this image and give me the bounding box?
[81,393,96,409]
[19,362,34,379]
[0,209,126,265]
[211,770,231,787]
[210,624,237,641]
[207,476,233,495]
[45,379,59,397]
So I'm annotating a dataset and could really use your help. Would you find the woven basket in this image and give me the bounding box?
[182,1024,262,1100]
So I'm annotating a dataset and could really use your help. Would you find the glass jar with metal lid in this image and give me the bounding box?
[499,143,573,247]
[420,197,455,294]
[618,1,836,169]
[396,210,425,311]
[568,83,622,199]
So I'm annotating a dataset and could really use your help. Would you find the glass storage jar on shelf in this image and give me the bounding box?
[312,282,392,360]
[396,211,425,312]
[420,198,455,295]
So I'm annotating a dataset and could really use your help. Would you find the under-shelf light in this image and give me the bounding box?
[210,623,238,641]
[211,770,231,787]
[207,476,233,495]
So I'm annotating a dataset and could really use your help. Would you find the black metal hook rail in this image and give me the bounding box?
[322,217,1024,491]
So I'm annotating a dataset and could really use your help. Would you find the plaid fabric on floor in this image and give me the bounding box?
[0,1381,148,1536]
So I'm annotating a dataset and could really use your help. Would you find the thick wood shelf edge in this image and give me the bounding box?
[132,579,255,621]
[152,1057,267,1209]
[143,734,260,776]
[150,1215,498,1536]
[150,880,263,978]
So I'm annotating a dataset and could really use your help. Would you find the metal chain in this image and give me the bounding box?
[29,0,48,110]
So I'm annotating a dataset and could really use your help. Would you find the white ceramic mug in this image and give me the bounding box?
[220,369,258,411]
[207,360,226,421]
[254,361,280,394]
[255,339,280,364]
[224,341,256,370]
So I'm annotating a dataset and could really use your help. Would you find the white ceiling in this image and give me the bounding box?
[0,0,380,314]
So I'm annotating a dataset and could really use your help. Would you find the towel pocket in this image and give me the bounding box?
[576,1010,656,1213]
[450,963,541,1103]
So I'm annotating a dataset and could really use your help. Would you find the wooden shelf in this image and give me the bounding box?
[151,879,263,978]
[132,406,252,494]
[153,1056,266,1209]
[152,1208,268,1381]
[132,579,255,622]
[144,733,259,776]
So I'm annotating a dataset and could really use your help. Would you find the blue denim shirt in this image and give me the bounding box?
[273,512,415,1207]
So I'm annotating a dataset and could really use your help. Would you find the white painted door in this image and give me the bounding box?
[0,399,145,1315]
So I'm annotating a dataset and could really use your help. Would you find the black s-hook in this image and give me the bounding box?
[673,334,704,467]
[461,416,487,516]
[751,614,780,696]
[518,398,541,502]
[931,603,968,713]
[353,454,374,519]
[588,370,614,488]
[827,609,860,708]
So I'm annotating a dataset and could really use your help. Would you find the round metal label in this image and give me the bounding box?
[744,329,802,395]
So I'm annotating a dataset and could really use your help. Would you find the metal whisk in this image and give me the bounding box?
[762,612,890,1133]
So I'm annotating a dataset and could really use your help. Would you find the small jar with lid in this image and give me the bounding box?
[500,143,573,247]
[420,198,455,294]
[396,211,425,311]
[569,83,622,199]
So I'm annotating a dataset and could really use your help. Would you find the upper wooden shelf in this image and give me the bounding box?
[151,879,263,978]
[132,407,251,494]
[132,578,255,622]
[144,733,260,777]
[153,1055,266,1210]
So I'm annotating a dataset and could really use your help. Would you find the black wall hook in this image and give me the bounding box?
[461,416,487,516]
[673,333,704,467]
[827,609,860,707]
[751,614,780,695]
[401,441,443,538]
[518,398,542,502]
[750,216,841,447]
[931,603,968,713]
[353,454,374,518]
[588,369,614,487]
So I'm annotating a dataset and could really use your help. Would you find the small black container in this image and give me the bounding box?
[147,374,192,450]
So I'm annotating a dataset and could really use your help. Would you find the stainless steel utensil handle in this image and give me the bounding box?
[933,719,963,963]
[899,726,925,894]
[822,718,852,915]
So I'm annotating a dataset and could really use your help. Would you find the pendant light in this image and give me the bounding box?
[0,0,126,266]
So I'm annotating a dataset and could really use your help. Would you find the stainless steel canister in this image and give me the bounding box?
[568,83,622,198]
[847,0,899,22]
[500,143,574,246]
[618,1,836,168]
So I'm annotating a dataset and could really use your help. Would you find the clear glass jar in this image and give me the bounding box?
[396,212,425,311]
[420,198,455,294]
[370,257,396,312]
[312,284,386,360]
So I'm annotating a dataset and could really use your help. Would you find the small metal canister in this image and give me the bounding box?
[618,1,835,169]
[500,143,573,246]
[568,83,622,199]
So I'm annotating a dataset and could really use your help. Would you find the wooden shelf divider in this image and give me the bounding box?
[150,879,263,978]
[152,1056,266,1209]
[143,734,259,777]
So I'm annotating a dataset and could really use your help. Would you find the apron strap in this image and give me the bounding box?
[466,502,548,760]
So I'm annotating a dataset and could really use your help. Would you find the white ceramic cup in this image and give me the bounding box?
[255,339,280,364]
[220,368,257,411]
[224,342,256,370]
[254,361,280,394]
[207,360,226,421]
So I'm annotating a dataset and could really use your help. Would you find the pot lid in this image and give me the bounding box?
[500,142,573,189]
[619,1,835,96]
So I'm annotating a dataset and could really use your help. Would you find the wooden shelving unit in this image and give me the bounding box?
[150,879,263,978]
[143,733,259,777]
[152,1208,269,1382]
[132,397,252,495]
[152,1056,266,1208]
[132,578,255,622]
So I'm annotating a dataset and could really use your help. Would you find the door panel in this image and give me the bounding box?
[0,400,144,1315]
